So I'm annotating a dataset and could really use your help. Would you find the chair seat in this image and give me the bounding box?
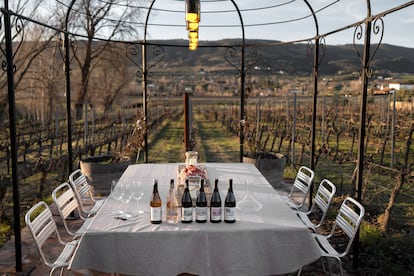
[53,240,79,268]
[312,233,343,258]
[297,211,317,231]
[280,194,304,210]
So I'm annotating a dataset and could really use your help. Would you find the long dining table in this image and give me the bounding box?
[69,163,322,275]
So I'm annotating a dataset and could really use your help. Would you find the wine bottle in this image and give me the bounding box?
[166,179,179,224]
[181,179,193,223]
[150,179,162,224]
[210,179,222,223]
[224,178,236,223]
[195,179,207,223]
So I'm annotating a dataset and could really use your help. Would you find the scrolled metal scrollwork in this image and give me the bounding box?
[0,13,24,72]
[307,36,326,69]
[352,23,364,64]
[147,45,165,78]
[369,17,384,64]
[245,47,260,77]
[126,43,143,80]
[352,16,384,76]
[126,43,141,67]
[225,45,242,78]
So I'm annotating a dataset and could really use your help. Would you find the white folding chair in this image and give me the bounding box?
[52,182,92,238]
[309,197,365,276]
[282,166,315,210]
[25,201,79,276]
[68,168,104,217]
[296,178,336,231]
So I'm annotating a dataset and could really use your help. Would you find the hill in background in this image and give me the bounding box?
[145,39,414,76]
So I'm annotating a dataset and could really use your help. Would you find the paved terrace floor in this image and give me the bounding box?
[0,174,354,276]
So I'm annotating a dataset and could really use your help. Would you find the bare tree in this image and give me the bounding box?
[90,43,135,117]
[62,0,143,119]
[380,124,414,232]
[0,0,56,122]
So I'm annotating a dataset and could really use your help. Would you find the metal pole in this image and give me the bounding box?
[184,92,191,151]
[310,38,320,173]
[256,95,261,151]
[386,92,390,134]
[322,95,326,143]
[142,0,157,163]
[65,0,76,173]
[292,92,297,165]
[2,0,22,271]
[141,43,148,163]
[391,90,396,167]
[354,0,373,268]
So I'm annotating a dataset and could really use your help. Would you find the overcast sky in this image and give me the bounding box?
[142,0,414,47]
[13,0,414,48]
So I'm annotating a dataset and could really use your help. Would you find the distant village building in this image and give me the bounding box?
[388,83,414,91]
[379,82,414,91]
[374,82,414,95]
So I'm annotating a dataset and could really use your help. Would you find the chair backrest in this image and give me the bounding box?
[52,182,85,236]
[69,169,95,212]
[25,201,66,268]
[332,197,365,257]
[310,179,337,228]
[290,166,315,196]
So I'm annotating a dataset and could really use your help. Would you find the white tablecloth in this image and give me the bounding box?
[70,163,321,275]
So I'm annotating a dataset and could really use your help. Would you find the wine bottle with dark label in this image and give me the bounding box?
[181,179,193,223]
[195,179,207,223]
[210,179,222,223]
[150,179,162,224]
[224,178,236,223]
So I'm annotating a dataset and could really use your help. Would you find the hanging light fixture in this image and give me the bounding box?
[186,0,200,24]
[186,0,200,50]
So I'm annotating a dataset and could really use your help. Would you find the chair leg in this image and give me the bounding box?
[335,256,344,276]
[320,257,327,273]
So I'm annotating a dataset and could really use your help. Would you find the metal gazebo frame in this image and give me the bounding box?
[1,0,414,273]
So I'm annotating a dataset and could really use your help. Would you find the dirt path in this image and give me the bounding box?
[147,112,239,163]
[193,111,239,163]
[147,117,184,163]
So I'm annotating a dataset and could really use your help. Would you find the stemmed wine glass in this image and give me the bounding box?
[111,179,133,218]
[111,178,124,201]
[131,180,144,215]
[120,181,132,206]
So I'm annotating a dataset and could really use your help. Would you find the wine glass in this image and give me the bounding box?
[120,181,132,206]
[111,178,124,201]
[131,180,144,215]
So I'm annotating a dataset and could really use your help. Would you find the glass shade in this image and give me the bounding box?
[187,22,199,31]
[186,0,200,22]
[186,12,199,23]
[189,31,198,39]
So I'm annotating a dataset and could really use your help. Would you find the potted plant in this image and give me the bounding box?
[240,118,286,188]
[119,115,147,163]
